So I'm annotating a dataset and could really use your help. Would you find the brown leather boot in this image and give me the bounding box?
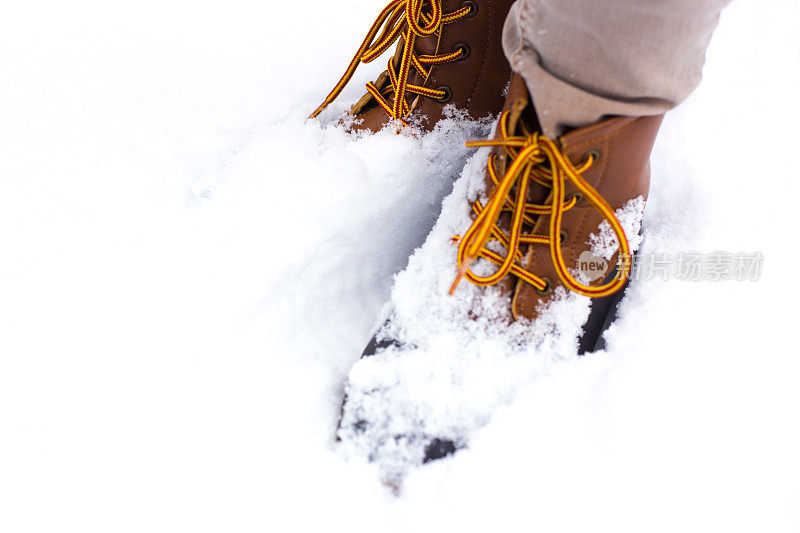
[360,74,663,361]
[309,0,515,131]
[343,75,663,472]
[449,74,663,344]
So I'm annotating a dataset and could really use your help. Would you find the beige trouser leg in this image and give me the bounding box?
[502,0,731,137]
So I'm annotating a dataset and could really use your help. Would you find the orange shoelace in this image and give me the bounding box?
[309,0,473,124]
[450,110,632,297]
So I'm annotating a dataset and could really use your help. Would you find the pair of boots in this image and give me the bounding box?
[310,0,663,478]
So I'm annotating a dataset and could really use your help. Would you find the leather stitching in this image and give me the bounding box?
[467,0,494,106]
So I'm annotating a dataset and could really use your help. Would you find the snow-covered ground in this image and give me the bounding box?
[2,1,799,531]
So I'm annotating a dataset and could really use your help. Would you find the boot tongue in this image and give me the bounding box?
[405,7,442,88]
[504,75,551,206]
[350,26,440,118]
[505,75,530,134]
[413,2,442,55]
[494,75,534,173]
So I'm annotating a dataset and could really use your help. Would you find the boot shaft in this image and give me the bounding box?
[317,0,517,131]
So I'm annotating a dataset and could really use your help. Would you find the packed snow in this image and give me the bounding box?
[1,1,799,532]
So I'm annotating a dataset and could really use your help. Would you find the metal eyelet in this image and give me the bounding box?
[559,230,568,245]
[583,150,601,165]
[535,277,552,296]
[435,86,453,103]
[454,43,471,60]
[461,0,478,17]
[569,192,583,205]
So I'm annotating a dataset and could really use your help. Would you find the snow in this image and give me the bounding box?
[338,142,641,482]
[589,196,646,260]
[1,0,800,532]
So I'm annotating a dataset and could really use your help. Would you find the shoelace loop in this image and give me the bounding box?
[309,0,472,123]
[450,110,633,298]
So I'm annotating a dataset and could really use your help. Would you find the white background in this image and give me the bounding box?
[1,1,799,531]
